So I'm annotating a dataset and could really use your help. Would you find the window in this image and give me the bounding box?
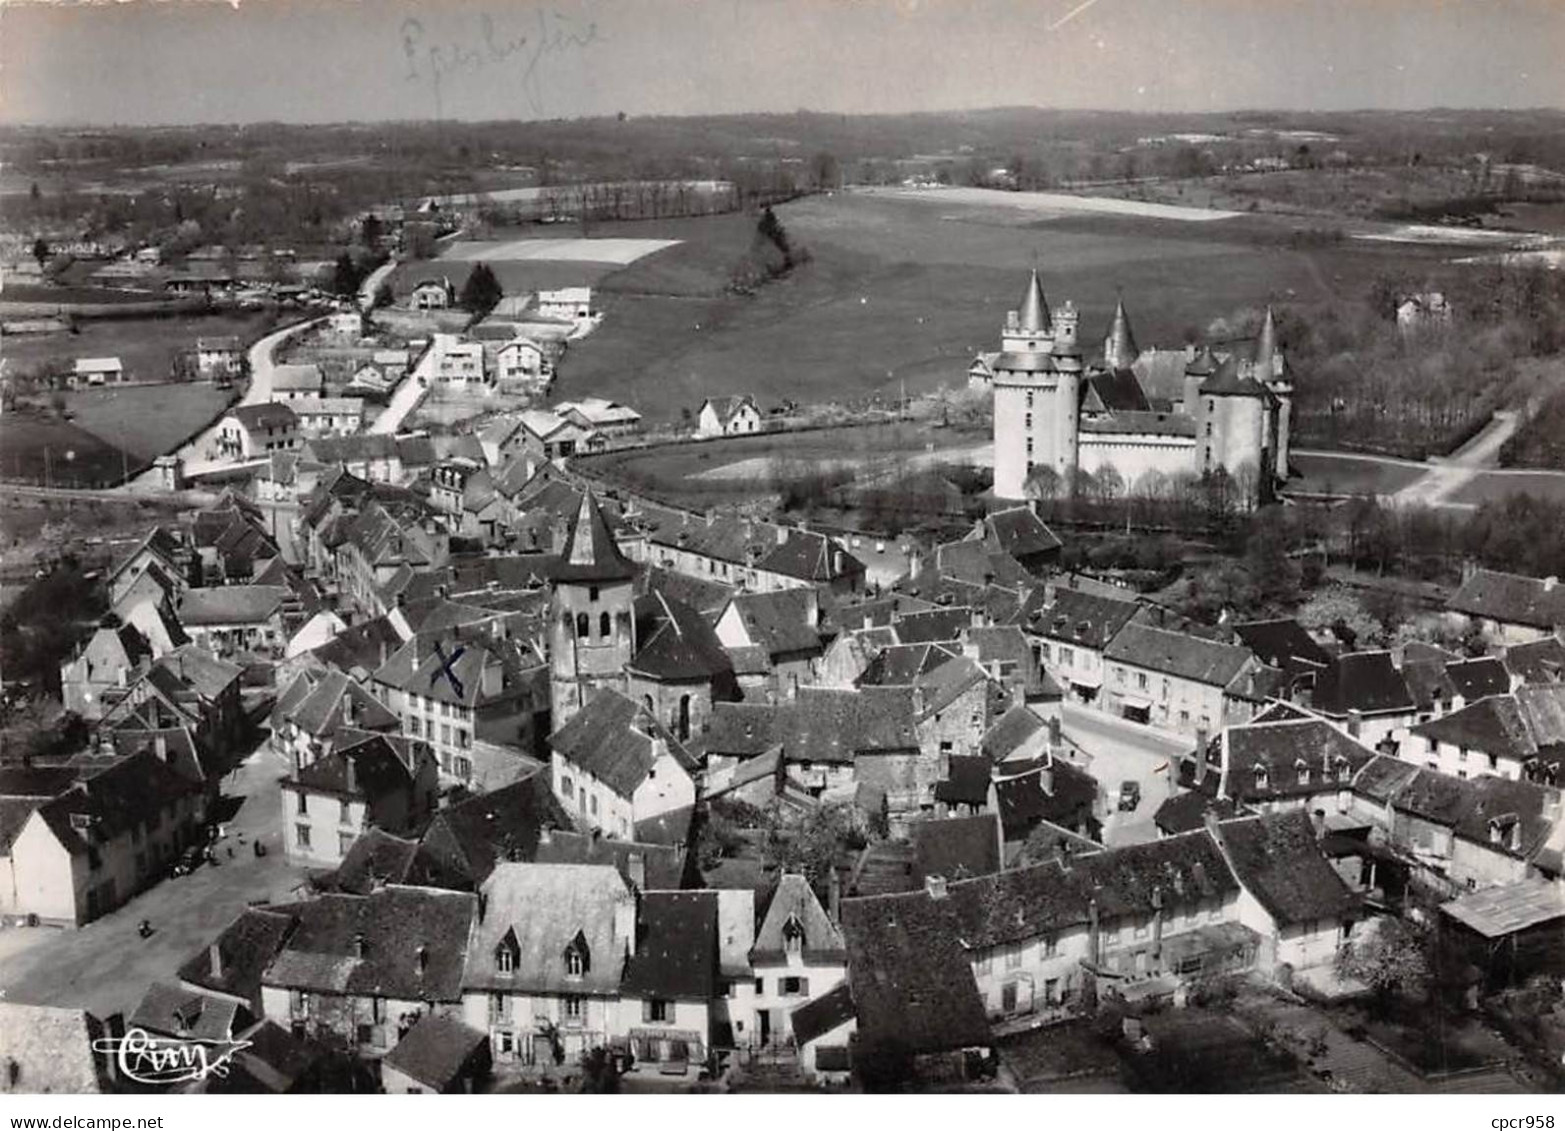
[1296,763,1309,786]
[560,774,574,799]
[1060,646,1074,667]
[1043,934,1058,958]
[1161,678,1170,701]
[457,729,471,750]
[1136,672,1148,691]
[576,613,590,639]
[589,586,600,602]
[496,946,514,974]
[643,999,670,1023]
[781,976,809,997]
[339,800,351,824]
[296,792,307,816]
[1001,982,1018,1013]
[440,724,451,746]
[590,795,598,816]
[1024,413,1033,430]
[600,612,611,638]
[338,832,354,856]
[975,951,992,975]
[1006,945,1024,970]
[406,716,421,737]
[754,978,765,995]
[1044,978,1060,1005]
[782,914,805,954]
[564,995,584,1022]
[1026,392,1034,409]
[489,992,511,1022]
[1254,767,1269,791]
[295,824,312,849]
[1458,746,1468,763]
[565,941,587,978]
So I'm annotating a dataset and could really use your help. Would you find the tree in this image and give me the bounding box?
[331,252,362,297]
[1334,919,1430,1018]
[578,1046,623,1092]
[459,262,502,315]
[31,237,49,269]
[373,282,394,310]
[761,801,863,902]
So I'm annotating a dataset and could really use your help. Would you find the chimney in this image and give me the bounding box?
[154,733,168,763]
[1043,580,1057,606]
[1347,709,1362,739]
[1151,885,1164,959]
[1194,727,1209,785]
[924,875,948,901]
[1038,762,1054,797]
[208,942,224,980]
[627,851,646,892]
[345,753,357,794]
[342,691,355,729]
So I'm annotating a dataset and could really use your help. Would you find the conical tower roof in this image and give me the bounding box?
[1185,345,1219,377]
[1104,298,1139,370]
[1253,306,1278,368]
[556,489,635,583]
[1017,269,1050,334]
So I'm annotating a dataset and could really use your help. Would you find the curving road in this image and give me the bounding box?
[126,316,325,490]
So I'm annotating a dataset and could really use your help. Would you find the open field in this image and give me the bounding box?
[864,184,1244,221]
[0,409,138,486]
[550,190,1457,423]
[1287,452,1428,497]
[0,310,271,383]
[64,382,238,461]
[580,420,986,511]
[440,236,681,265]
[1448,470,1565,507]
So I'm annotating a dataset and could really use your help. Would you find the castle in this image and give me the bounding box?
[978,270,1293,503]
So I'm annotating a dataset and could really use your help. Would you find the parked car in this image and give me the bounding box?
[1118,781,1141,812]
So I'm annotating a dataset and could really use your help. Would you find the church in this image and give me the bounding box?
[976,270,1293,503]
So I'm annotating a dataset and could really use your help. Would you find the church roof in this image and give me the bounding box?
[1017,269,1049,334]
[555,490,635,583]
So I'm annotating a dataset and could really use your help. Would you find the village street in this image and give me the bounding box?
[1060,702,1192,847]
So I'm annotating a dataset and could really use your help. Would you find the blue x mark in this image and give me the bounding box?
[432,641,467,700]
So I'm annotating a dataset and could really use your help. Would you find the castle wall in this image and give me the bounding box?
[1078,434,1197,485]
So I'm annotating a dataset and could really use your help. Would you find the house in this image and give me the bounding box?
[381,1014,492,1093]
[60,622,153,719]
[105,526,188,611]
[99,645,247,768]
[0,1003,113,1094]
[73,357,125,386]
[989,751,1102,849]
[535,286,594,324]
[217,403,299,460]
[1020,584,1140,707]
[128,982,251,1045]
[281,732,438,866]
[1405,694,1537,781]
[696,395,762,438]
[1217,714,1379,813]
[401,774,571,891]
[271,669,398,770]
[1448,568,1565,645]
[618,890,720,1072]
[411,277,455,310]
[176,585,290,658]
[298,434,404,484]
[461,862,635,1067]
[1231,618,1333,696]
[196,337,244,379]
[1309,651,1416,748]
[493,337,551,389]
[270,364,324,402]
[1501,636,1565,687]
[546,689,698,840]
[977,506,1063,575]
[0,752,202,926]
[1212,810,1361,974]
[428,335,487,387]
[789,982,856,1083]
[1351,755,1565,896]
[289,396,365,438]
[1101,622,1266,734]
[556,397,640,436]
[747,873,847,1050]
[178,905,299,1014]
[371,634,549,785]
[517,409,598,464]
[714,588,824,699]
[258,886,478,1054]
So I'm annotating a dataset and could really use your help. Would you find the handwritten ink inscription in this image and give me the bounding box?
[401,9,603,117]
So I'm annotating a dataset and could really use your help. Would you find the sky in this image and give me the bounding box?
[1,0,1563,127]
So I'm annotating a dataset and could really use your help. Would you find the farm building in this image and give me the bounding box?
[696,396,762,438]
[73,357,125,386]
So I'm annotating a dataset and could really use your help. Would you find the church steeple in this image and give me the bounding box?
[557,489,634,583]
[1017,269,1050,334]
[1103,298,1139,371]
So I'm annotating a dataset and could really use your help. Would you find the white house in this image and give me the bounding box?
[73,357,125,386]
[546,690,697,840]
[696,396,762,439]
[429,334,487,387]
[748,873,846,1049]
[411,277,455,310]
[556,397,641,436]
[195,337,243,379]
[289,396,365,438]
[269,364,324,402]
[536,286,594,325]
[216,402,299,459]
[494,337,550,389]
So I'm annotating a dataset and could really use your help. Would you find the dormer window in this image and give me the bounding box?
[494,927,520,976]
[1334,757,1350,783]
[782,913,805,955]
[564,930,590,979]
[1253,765,1269,792]
[1295,759,1309,786]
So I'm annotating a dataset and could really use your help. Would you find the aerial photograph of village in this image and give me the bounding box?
[0,0,1564,1104]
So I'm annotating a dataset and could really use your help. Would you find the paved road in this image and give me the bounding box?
[358,259,397,312]
[1060,702,1192,847]
[368,363,428,435]
[1392,410,1519,508]
[126,316,325,490]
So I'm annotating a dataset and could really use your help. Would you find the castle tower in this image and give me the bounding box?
[549,489,637,728]
[993,271,1078,500]
[1102,298,1139,371]
[1254,306,1293,479]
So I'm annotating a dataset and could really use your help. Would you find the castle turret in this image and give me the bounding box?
[1002,269,1054,354]
[1254,306,1293,479]
[1253,306,1278,374]
[549,489,637,728]
[1102,298,1139,371]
